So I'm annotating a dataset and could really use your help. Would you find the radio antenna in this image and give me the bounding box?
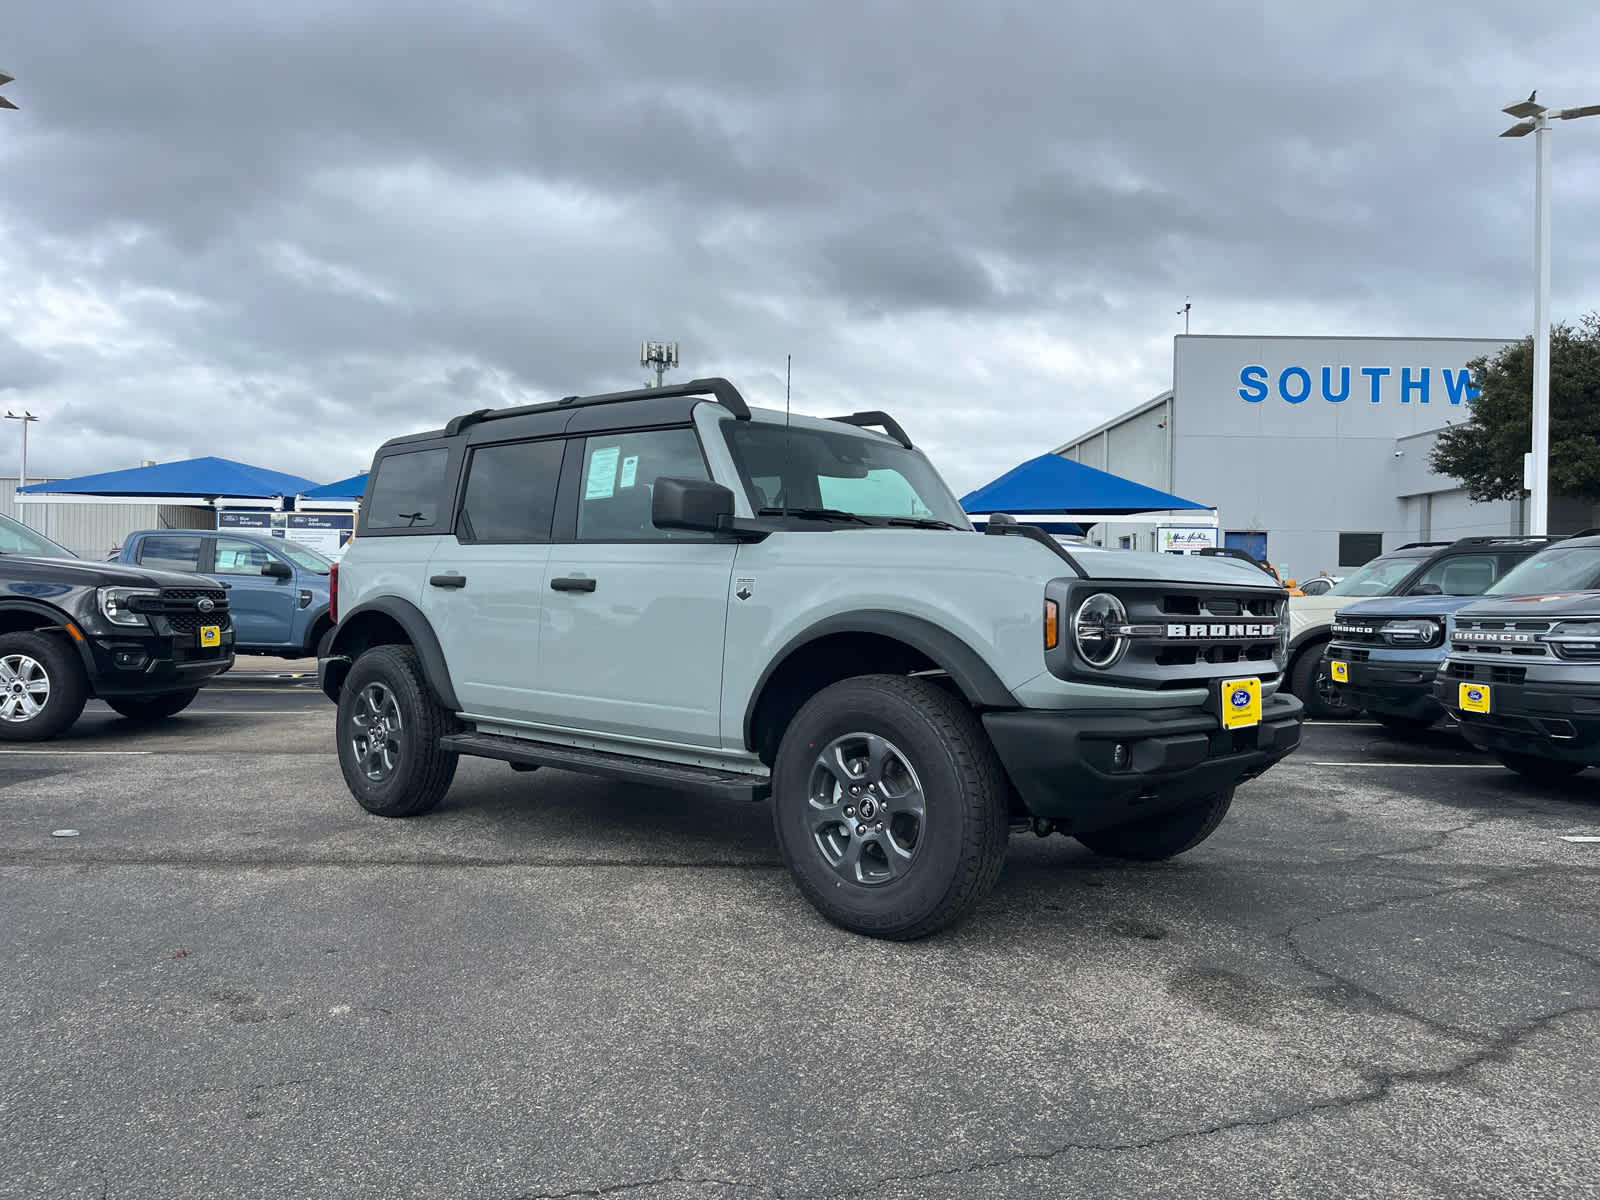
[785,354,791,426]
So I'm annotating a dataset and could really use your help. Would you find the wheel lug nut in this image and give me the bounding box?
[856,824,866,835]
[875,823,883,832]
[845,807,855,816]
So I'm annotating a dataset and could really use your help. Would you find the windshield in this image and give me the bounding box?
[1485,545,1600,596]
[1326,554,1425,597]
[722,421,972,528]
[273,539,333,574]
[0,513,76,558]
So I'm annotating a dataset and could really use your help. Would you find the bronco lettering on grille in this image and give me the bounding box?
[1164,623,1277,639]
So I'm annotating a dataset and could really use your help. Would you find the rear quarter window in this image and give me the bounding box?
[363,448,451,532]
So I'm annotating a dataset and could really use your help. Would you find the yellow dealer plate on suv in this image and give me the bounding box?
[1329,660,1348,683]
[1459,682,1491,714]
[200,626,221,648]
[1221,677,1262,730]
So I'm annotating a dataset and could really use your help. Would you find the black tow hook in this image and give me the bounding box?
[1032,817,1056,838]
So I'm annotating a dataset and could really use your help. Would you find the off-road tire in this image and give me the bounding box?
[1375,713,1435,736]
[0,630,89,742]
[1075,788,1235,861]
[1496,752,1586,781]
[1291,646,1359,721]
[771,674,1009,940]
[336,644,458,817]
[106,689,200,722]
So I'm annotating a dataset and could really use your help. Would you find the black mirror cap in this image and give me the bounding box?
[262,560,293,578]
[652,476,735,532]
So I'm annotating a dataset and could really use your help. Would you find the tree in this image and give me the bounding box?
[1430,312,1600,503]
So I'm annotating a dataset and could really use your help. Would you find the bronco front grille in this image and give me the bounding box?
[1048,581,1286,691]
[1452,617,1551,657]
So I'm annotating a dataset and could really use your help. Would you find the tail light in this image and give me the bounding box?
[329,560,339,624]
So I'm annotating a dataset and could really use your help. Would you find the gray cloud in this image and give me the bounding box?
[1,0,1597,495]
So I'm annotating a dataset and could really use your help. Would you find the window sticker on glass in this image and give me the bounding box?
[619,455,639,488]
[585,446,621,499]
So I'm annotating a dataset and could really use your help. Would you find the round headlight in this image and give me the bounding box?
[1381,618,1441,646]
[1072,593,1128,668]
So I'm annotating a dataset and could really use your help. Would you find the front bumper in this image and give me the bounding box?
[981,692,1304,833]
[1323,645,1442,721]
[78,629,235,696]
[1433,670,1600,765]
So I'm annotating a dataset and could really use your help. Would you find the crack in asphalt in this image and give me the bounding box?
[510,1174,760,1199]
[824,1004,1600,1196]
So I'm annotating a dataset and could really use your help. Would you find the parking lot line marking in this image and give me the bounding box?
[1306,721,1384,727]
[1559,836,1600,843]
[1309,761,1502,769]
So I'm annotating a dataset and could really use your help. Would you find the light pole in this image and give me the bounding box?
[5,411,38,527]
[1499,92,1600,535]
[640,341,679,388]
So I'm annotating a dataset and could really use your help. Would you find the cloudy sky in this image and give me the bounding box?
[2,0,1598,495]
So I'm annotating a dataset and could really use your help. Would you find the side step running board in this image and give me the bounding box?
[440,732,772,802]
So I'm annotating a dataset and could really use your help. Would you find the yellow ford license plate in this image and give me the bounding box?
[1459,682,1491,714]
[1221,677,1261,730]
[200,625,221,648]
[1330,660,1348,683]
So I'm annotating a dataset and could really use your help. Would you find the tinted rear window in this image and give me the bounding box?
[365,449,449,530]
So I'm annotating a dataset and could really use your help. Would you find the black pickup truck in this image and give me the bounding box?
[0,514,235,740]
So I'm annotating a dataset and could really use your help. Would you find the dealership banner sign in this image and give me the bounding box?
[217,510,355,559]
[1156,526,1218,553]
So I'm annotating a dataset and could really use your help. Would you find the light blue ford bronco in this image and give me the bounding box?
[320,377,1303,938]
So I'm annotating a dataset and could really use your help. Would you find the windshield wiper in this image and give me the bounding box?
[758,507,876,525]
[884,516,961,530]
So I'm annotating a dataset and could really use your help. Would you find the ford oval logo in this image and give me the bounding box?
[1230,688,1250,708]
[197,597,215,613]
[1467,688,1483,702]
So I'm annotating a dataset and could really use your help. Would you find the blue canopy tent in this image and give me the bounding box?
[296,472,369,511]
[960,454,1209,517]
[17,456,321,509]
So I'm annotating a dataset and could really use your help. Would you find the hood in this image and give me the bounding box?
[0,554,217,590]
[1333,594,1487,621]
[765,529,1284,590]
[1453,590,1600,621]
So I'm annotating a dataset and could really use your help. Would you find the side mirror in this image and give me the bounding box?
[652,477,735,533]
[262,560,293,579]
[1408,583,1442,596]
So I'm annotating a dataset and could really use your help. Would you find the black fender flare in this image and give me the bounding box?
[300,605,334,655]
[0,600,96,679]
[1288,626,1332,660]
[742,610,1017,750]
[325,597,460,710]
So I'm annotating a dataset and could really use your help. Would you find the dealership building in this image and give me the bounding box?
[1051,334,1594,582]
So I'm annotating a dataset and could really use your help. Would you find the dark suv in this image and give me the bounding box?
[0,513,234,740]
[1286,535,1562,718]
[1434,534,1600,778]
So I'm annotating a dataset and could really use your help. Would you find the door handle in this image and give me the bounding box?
[429,574,467,589]
[550,576,597,593]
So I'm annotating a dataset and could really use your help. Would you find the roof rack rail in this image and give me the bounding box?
[1443,533,1562,547]
[443,376,753,435]
[827,411,913,449]
[1566,527,1600,538]
[1395,541,1454,550]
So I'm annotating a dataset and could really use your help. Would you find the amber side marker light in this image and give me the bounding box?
[64,623,84,643]
[1044,599,1059,650]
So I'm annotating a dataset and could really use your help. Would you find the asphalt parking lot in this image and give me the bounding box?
[3,670,1598,1200]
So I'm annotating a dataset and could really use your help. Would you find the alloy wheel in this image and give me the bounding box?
[350,681,404,781]
[806,732,926,886]
[0,653,50,724]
